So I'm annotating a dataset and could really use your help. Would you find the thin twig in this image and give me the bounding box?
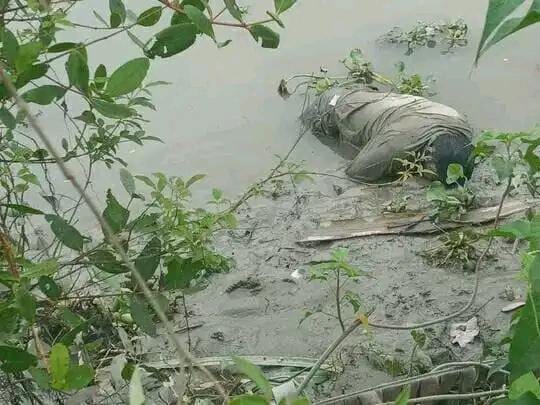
[335,270,345,332]
[378,389,507,404]
[0,68,229,401]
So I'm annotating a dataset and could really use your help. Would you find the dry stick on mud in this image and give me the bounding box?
[296,177,514,395]
[377,389,508,405]
[0,69,229,401]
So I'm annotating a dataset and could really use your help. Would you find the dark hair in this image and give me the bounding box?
[430,134,474,186]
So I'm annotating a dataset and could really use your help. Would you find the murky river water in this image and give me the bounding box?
[45,0,539,218]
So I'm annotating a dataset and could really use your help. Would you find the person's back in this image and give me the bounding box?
[301,86,474,183]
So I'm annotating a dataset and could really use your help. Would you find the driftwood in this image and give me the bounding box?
[298,200,533,244]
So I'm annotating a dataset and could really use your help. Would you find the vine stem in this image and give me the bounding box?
[0,68,229,401]
[296,177,514,395]
[335,270,345,332]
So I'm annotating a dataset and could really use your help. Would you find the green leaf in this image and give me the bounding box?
[232,356,273,401]
[15,64,48,89]
[65,364,94,390]
[47,42,77,53]
[482,1,540,57]
[129,366,145,405]
[217,39,232,48]
[120,168,136,195]
[14,287,36,322]
[186,174,206,188]
[0,307,19,335]
[38,276,62,299]
[106,58,150,97]
[60,319,90,346]
[164,258,200,290]
[22,259,58,279]
[22,85,66,105]
[134,237,161,281]
[184,5,215,39]
[61,308,84,328]
[0,271,18,287]
[92,99,135,119]
[224,0,244,22]
[274,0,297,14]
[109,0,126,28]
[45,214,84,251]
[1,29,20,67]
[50,343,70,389]
[509,372,540,399]
[446,163,465,185]
[492,156,514,181]
[0,107,16,129]
[509,254,540,381]
[15,41,42,73]
[146,23,197,58]
[1,203,43,215]
[65,48,89,93]
[135,175,155,188]
[88,250,130,274]
[495,392,540,404]
[0,346,37,373]
[212,188,223,200]
[76,110,96,124]
[475,0,528,63]
[103,189,129,233]
[137,7,162,27]
[130,296,156,336]
[394,385,411,405]
[29,367,50,389]
[250,25,280,49]
[122,362,136,380]
[94,64,107,90]
[229,395,268,405]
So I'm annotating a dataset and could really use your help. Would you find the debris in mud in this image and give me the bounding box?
[210,331,225,341]
[382,194,411,213]
[378,19,469,55]
[450,317,480,347]
[499,286,518,301]
[501,301,525,313]
[290,268,306,280]
[421,230,479,267]
[225,277,263,294]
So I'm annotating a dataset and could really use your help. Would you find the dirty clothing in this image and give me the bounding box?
[301,87,474,183]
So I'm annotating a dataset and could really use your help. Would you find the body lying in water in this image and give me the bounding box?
[301,86,474,184]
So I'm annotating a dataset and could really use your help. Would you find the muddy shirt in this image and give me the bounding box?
[302,87,473,182]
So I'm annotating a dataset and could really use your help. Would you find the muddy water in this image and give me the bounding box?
[50,0,539,211]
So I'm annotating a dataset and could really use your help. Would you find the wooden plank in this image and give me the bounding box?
[298,200,531,244]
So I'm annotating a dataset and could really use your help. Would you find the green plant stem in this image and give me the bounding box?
[408,343,418,376]
[335,270,345,332]
[0,68,229,401]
